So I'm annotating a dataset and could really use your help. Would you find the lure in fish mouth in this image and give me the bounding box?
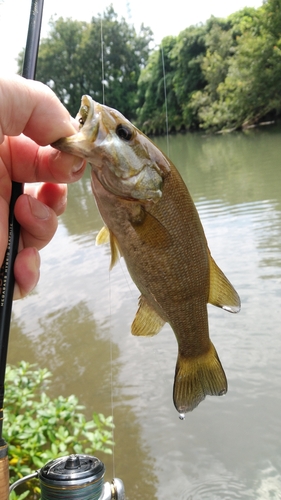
[52,95,241,417]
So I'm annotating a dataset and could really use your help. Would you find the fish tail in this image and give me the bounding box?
[173,342,227,414]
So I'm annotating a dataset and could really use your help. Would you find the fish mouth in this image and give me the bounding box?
[51,95,99,158]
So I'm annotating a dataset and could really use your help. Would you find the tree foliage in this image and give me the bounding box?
[136,36,182,135]
[181,1,281,131]
[137,0,281,132]
[17,0,281,132]
[170,23,210,130]
[32,6,153,119]
[136,25,208,133]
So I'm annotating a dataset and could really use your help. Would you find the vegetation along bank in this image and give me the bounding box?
[17,0,281,135]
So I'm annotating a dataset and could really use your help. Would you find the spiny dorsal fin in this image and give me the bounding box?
[96,226,110,245]
[96,226,122,270]
[131,295,165,337]
[208,254,241,313]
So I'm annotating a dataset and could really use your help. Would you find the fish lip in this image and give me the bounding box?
[51,95,99,154]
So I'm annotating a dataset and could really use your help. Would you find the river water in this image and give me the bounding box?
[8,125,281,499]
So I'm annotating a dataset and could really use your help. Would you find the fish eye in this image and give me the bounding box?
[116,124,133,141]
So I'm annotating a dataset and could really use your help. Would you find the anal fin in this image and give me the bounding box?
[208,254,241,313]
[131,295,165,337]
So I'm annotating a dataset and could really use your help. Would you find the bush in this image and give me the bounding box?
[4,361,114,500]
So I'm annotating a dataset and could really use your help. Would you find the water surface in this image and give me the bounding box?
[8,125,281,499]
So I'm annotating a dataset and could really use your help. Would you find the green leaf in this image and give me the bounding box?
[4,362,114,500]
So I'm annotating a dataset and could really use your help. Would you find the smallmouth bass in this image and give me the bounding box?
[52,95,241,416]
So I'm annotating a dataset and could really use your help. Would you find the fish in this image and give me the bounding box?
[52,95,241,415]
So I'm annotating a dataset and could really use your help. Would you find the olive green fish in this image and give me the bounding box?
[52,95,241,415]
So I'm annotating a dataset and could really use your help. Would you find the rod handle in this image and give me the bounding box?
[0,444,9,500]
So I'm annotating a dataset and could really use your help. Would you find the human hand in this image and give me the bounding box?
[0,75,86,299]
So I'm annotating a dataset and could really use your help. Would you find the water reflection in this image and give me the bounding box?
[60,170,103,237]
[9,293,158,498]
[8,125,281,499]
[155,126,281,205]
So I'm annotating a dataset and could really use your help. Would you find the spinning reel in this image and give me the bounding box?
[9,453,125,500]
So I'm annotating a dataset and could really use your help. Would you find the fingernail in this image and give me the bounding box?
[72,158,86,174]
[28,195,50,220]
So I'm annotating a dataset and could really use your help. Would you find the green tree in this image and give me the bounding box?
[210,2,281,129]
[17,1,281,132]
[187,18,238,129]
[219,28,281,128]
[187,7,277,130]
[136,24,208,133]
[263,0,281,39]
[136,36,182,134]
[170,24,207,127]
[25,6,152,119]
[34,17,89,116]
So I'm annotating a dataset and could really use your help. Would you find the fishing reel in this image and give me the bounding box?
[9,453,125,500]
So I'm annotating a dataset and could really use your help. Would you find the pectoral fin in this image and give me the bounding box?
[131,295,165,336]
[208,254,241,313]
[96,226,122,270]
[131,209,171,248]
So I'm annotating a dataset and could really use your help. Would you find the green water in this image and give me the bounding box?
[8,124,281,499]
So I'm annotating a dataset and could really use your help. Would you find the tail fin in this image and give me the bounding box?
[173,342,227,414]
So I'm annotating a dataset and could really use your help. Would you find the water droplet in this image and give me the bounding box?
[179,413,185,420]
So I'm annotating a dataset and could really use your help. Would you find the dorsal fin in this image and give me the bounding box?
[131,295,165,336]
[208,254,241,313]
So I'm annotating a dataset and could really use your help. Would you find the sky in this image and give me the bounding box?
[0,0,263,74]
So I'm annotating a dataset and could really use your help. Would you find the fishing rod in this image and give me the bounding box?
[0,1,44,497]
[0,2,125,499]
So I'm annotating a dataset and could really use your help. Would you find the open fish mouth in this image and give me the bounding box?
[51,95,99,156]
[76,95,99,139]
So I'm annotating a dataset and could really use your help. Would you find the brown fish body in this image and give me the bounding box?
[91,158,210,347]
[52,95,240,414]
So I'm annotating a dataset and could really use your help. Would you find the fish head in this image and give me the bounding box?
[52,95,170,202]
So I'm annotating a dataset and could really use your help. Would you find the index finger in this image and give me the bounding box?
[0,74,76,145]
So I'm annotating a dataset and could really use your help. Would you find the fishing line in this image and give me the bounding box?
[118,258,135,296]
[161,44,170,157]
[100,16,105,105]
[99,18,116,477]
[107,269,116,479]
